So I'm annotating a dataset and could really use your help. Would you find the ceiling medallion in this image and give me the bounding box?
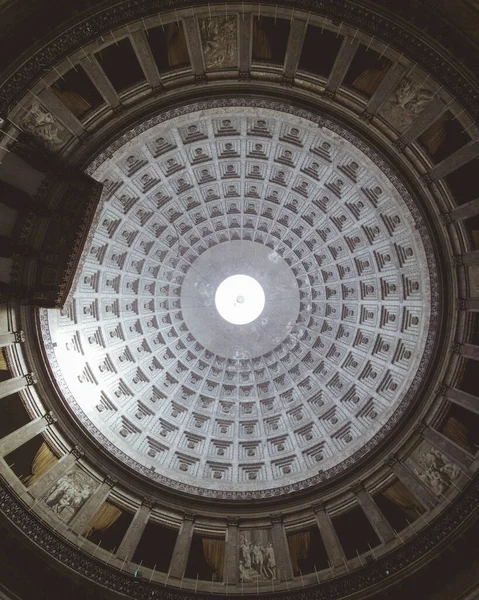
[40,100,438,499]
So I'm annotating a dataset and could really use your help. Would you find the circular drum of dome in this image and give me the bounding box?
[40,100,438,499]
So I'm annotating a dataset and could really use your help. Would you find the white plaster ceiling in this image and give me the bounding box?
[41,102,435,499]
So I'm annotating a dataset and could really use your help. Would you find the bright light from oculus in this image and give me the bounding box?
[215,274,265,325]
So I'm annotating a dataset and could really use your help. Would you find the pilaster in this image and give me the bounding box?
[429,140,479,181]
[422,425,473,469]
[270,513,294,580]
[354,485,396,544]
[399,98,447,146]
[224,517,240,585]
[313,503,344,568]
[70,476,116,535]
[326,38,359,94]
[0,373,36,400]
[445,387,479,415]
[116,499,152,560]
[27,448,81,497]
[130,30,162,89]
[0,331,24,347]
[169,512,195,579]
[0,412,55,457]
[80,55,121,108]
[389,458,438,509]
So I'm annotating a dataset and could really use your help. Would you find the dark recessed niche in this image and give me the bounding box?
[469,313,479,346]
[95,37,145,93]
[287,526,329,575]
[458,356,479,397]
[441,399,479,453]
[132,521,178,570]
[343,45,392,99]
[0,367,12,383]
[0,392,30,439]
[374,482,421,532]
[4,434,46,484]
[461,214,479,250]
[86,503,134,552]
[445,157,479,205]
[299,26,343,79]
[419,110,471,164]
[252,16,290,65]
[147,23,190,71]
[52,67,104,118]
[185,534,224,581]
[332,505,380,558]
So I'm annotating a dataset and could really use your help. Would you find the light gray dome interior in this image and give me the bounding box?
[42,105,433,497]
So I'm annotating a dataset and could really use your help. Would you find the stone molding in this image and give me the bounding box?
[0,475,477,599]
[38,98,442,500]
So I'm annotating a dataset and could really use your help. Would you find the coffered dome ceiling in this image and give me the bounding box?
[42,102,436,498]
[2,1,479,597]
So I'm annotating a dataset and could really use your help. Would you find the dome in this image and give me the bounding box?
[0,2,478,599]
[43,103,435,498]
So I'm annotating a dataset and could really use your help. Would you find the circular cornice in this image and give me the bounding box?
[0,0,478,122]
[0,1,476,597]
[37,100,440,500]
[1,474,478,599]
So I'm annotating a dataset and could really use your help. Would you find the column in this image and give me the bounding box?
[449,197,479,221]
[80,55,120,109]
[283,18,308,80]
[0,412,55,457]
[182,17,205,79]
[270,513,294,580]
[460,343,479,361]
[116,499,152,560]
[0,373,36,400]
[0,331,24,347]
[38,87,85,137]
[365,63,406,116]
[422,426,473,469]
[445,387,479,416]
[313,503,344,568]
[130,30,162,89]
[27,447,81,497]
[354,486,395,544]
[399,98,447,146]
[168,513,195,579]
[389,458,438,509]
[239,14,252,76]
[429,141,479,181]
[326,38,359,94]
[224,517,240,585]
[70,476,116,535]
[459,251,479,267]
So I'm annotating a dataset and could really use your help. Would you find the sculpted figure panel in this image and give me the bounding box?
[239,529,276,581]
[379,77,433,133]
[21,101,69,151]
[199,17,237,69]
[406,441,461,497]
[43,469,96,521]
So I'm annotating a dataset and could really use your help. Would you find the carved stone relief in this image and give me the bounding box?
[239,529,277,582]
[405,440,461,497]
[379,77,434,133]
[199,16,237,69]
[20,101,70,152]
[42,468,96,521]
